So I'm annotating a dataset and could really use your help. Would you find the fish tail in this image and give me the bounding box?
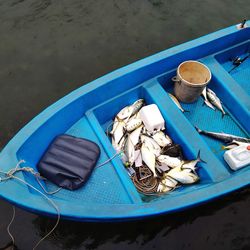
[222,111,228,118]
[194,126,202,133]
[197,150,206,164]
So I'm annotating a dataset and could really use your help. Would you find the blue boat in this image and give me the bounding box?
[0,22,249,221]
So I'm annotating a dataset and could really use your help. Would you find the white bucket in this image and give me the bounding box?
[173,60,211,103]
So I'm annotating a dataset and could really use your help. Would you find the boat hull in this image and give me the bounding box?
[0,22,249,221]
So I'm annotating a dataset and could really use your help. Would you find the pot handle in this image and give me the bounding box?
[172,76,181,84]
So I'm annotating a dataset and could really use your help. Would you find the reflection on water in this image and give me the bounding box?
[0,188,246,250]
[0,0,249,249]
[0,188,249,249]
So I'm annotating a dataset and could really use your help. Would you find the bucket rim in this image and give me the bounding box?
[177,60,211,87]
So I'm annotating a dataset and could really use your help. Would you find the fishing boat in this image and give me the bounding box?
[0,22,249,221]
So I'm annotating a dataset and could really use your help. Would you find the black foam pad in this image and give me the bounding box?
[38,135,100,190]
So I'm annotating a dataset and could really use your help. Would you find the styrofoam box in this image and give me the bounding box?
[139,104,165,133]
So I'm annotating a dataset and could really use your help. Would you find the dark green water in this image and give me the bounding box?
[0,1,249,249]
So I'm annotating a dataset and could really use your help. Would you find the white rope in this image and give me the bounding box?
[35,175,62,195]
[0,151,122,249]
[11,175,60,250]
[7,206,15,246]
[0,161,62,195]
[95,151,122,169]
[0,161,60,250]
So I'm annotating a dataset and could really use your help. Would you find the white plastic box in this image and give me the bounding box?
[139,104,165,133]
[224,144,250,170]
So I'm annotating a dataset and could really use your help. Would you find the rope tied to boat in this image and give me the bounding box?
[0,160,61,250]
[0,153,123,249]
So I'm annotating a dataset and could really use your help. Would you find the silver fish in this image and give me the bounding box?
[153,131,172,147]
[141,142,157,177]
[112,135,126,153]
[134,150,143,167]
[157,155,183,168]
[201,87,215,110]
[125,118,142,132]
[110,117,119,135]
[130,99,144,116]
[140,134,161,157]
[168,93,188,113]
[157,183,173,193]
[167,166,199,184]
[117,99,144,122]
[181,150,205,173]
[195,126,250,143]
[129,125,143,146]
[207,88,226,117]
[112,120,125,144]
[124,136,135,166]
[117,105,134,120]
[161,175,178,188]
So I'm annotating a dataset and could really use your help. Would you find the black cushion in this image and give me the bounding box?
[38,135,100,190]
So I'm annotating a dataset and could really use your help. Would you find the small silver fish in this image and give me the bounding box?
[153,131,172,147]
[110,117,119,135]
[181,150,205,173]
[134,150,143,167]
[112,135,126,153]
[207,88,226,117]
[125,118,142,132]
[141,142,157,177]
[141,134,161,157]
[161,175,178,188]
[117,105,134,120]
[157,183,173,193]
[201,87,215,110]
[195,126,250,143]
[124,135,135,166]
[112,120,125,144]
[130,99,144,116]
[157,155,183,168]
[167,166,199,184]
[168,93,188,113]
[129,125,143,146]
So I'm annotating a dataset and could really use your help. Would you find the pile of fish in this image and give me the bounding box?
[109,99,203,195]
